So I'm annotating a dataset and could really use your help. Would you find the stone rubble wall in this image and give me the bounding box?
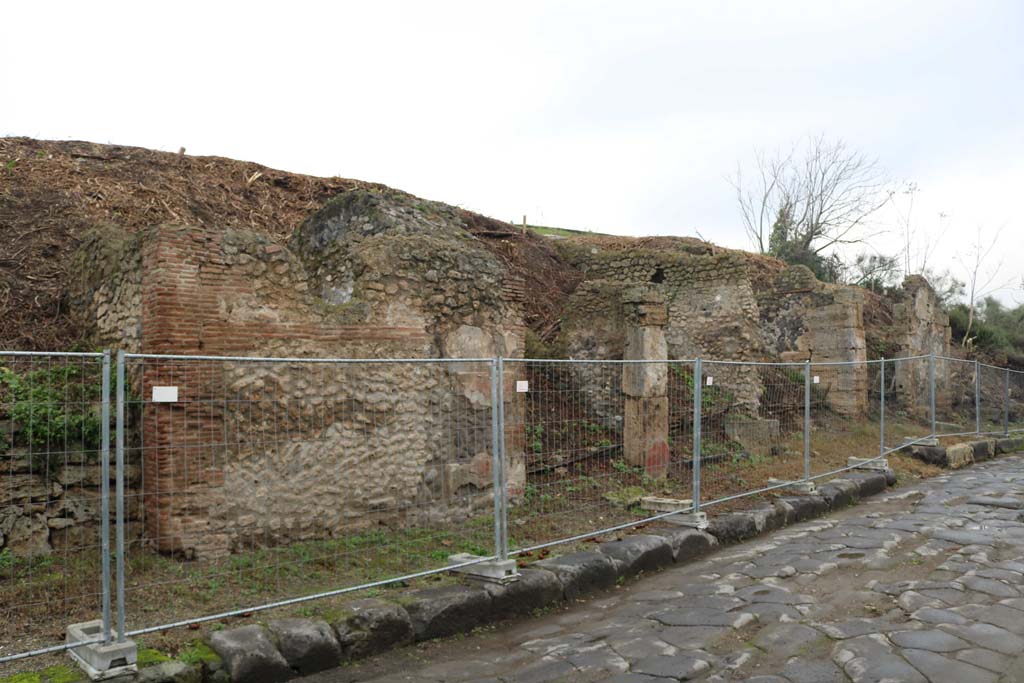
[0,433,143,557]
[62,189,528,559]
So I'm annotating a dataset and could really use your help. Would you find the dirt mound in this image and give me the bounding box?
[0,137,577,350]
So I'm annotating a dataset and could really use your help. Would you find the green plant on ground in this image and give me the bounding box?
[136,647,172,667]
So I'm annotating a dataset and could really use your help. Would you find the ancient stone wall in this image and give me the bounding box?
[0,427,143,557]
[66,189,527,558]
[756,265,869,417]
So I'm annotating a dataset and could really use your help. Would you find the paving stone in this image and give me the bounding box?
[658,625,730,649]
[832,634,927,683]
[566,641,630,674]
[956,648,1010,673]
[910,607,969,625]
[967,495,1023,509]
[752,623,823,657]
[735,585,812,605]
[599,535,674,578]
[603,675,675,683]
[951,603,1024,635]
[605,633,678,659]
[781,656,845,683]
[901,648,999,683]
[888,629,970,653]
[938,623,1024,655]
[957,574,1019,598]
[650,606,754,629]
[630,654,713,680]
[504,658,577,683]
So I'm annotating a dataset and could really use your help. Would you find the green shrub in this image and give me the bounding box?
[0,364,105,479]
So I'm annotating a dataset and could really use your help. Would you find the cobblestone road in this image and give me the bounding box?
[305,455,1024,682]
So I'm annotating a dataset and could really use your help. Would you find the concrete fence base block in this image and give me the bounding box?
[447,553,519,584]
[767,478,817,495]
[848,457,889,471]
[66,620,138,681]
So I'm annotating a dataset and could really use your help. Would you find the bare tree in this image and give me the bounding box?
[956,226,1009,348]
[732,135,893,260]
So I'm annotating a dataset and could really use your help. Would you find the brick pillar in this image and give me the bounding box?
[622,288,670,478]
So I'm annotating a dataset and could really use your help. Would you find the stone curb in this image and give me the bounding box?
[134,455,933,682]
[906,437,1017,469]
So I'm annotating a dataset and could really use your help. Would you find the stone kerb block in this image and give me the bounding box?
[945,443,975,469]
[207,625,292,683]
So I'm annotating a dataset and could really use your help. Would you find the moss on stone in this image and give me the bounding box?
[0,665,83,683]
[177,640,220,666]
[136,647,173,667]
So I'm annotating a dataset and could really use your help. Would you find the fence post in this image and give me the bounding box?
[879,358,886,459]
[929,353,936,438]
[1006,367,1011,437]
[115,350,127,642]
[975,359,981,434]
[496,356,508,561]
[692,358,702,513]
[100,351,112,643]
[804,360,811,481]
[490,358,502,560]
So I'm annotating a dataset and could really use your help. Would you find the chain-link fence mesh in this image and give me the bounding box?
[0,352,110,662]
[808,361,882,478]
[1011,369,1024,434]
[118,355,501,638]
[7,348,1024,667]
[932,356,977,436]
[504,360,694,553]
[978,363,1008,435]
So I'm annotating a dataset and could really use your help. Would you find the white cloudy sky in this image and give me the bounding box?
[3,1,1022,301]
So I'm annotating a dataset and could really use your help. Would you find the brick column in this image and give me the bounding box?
[622,288,670,478]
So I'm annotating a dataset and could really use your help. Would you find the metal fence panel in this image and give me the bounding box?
[116,354,500,638]
[933,356,978,437]
[695,361,805,507]
[881,356,933,449]
[503,359,694,553]
[0,351,110,663]
[978,363,1008,435]
[6,348,1024,668]
[809,360,883,478]
[1011,370,1024,434]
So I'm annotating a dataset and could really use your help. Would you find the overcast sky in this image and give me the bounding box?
[3,1,1022,302]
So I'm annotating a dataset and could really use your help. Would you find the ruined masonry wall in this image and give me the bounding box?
[69,214,526,558]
